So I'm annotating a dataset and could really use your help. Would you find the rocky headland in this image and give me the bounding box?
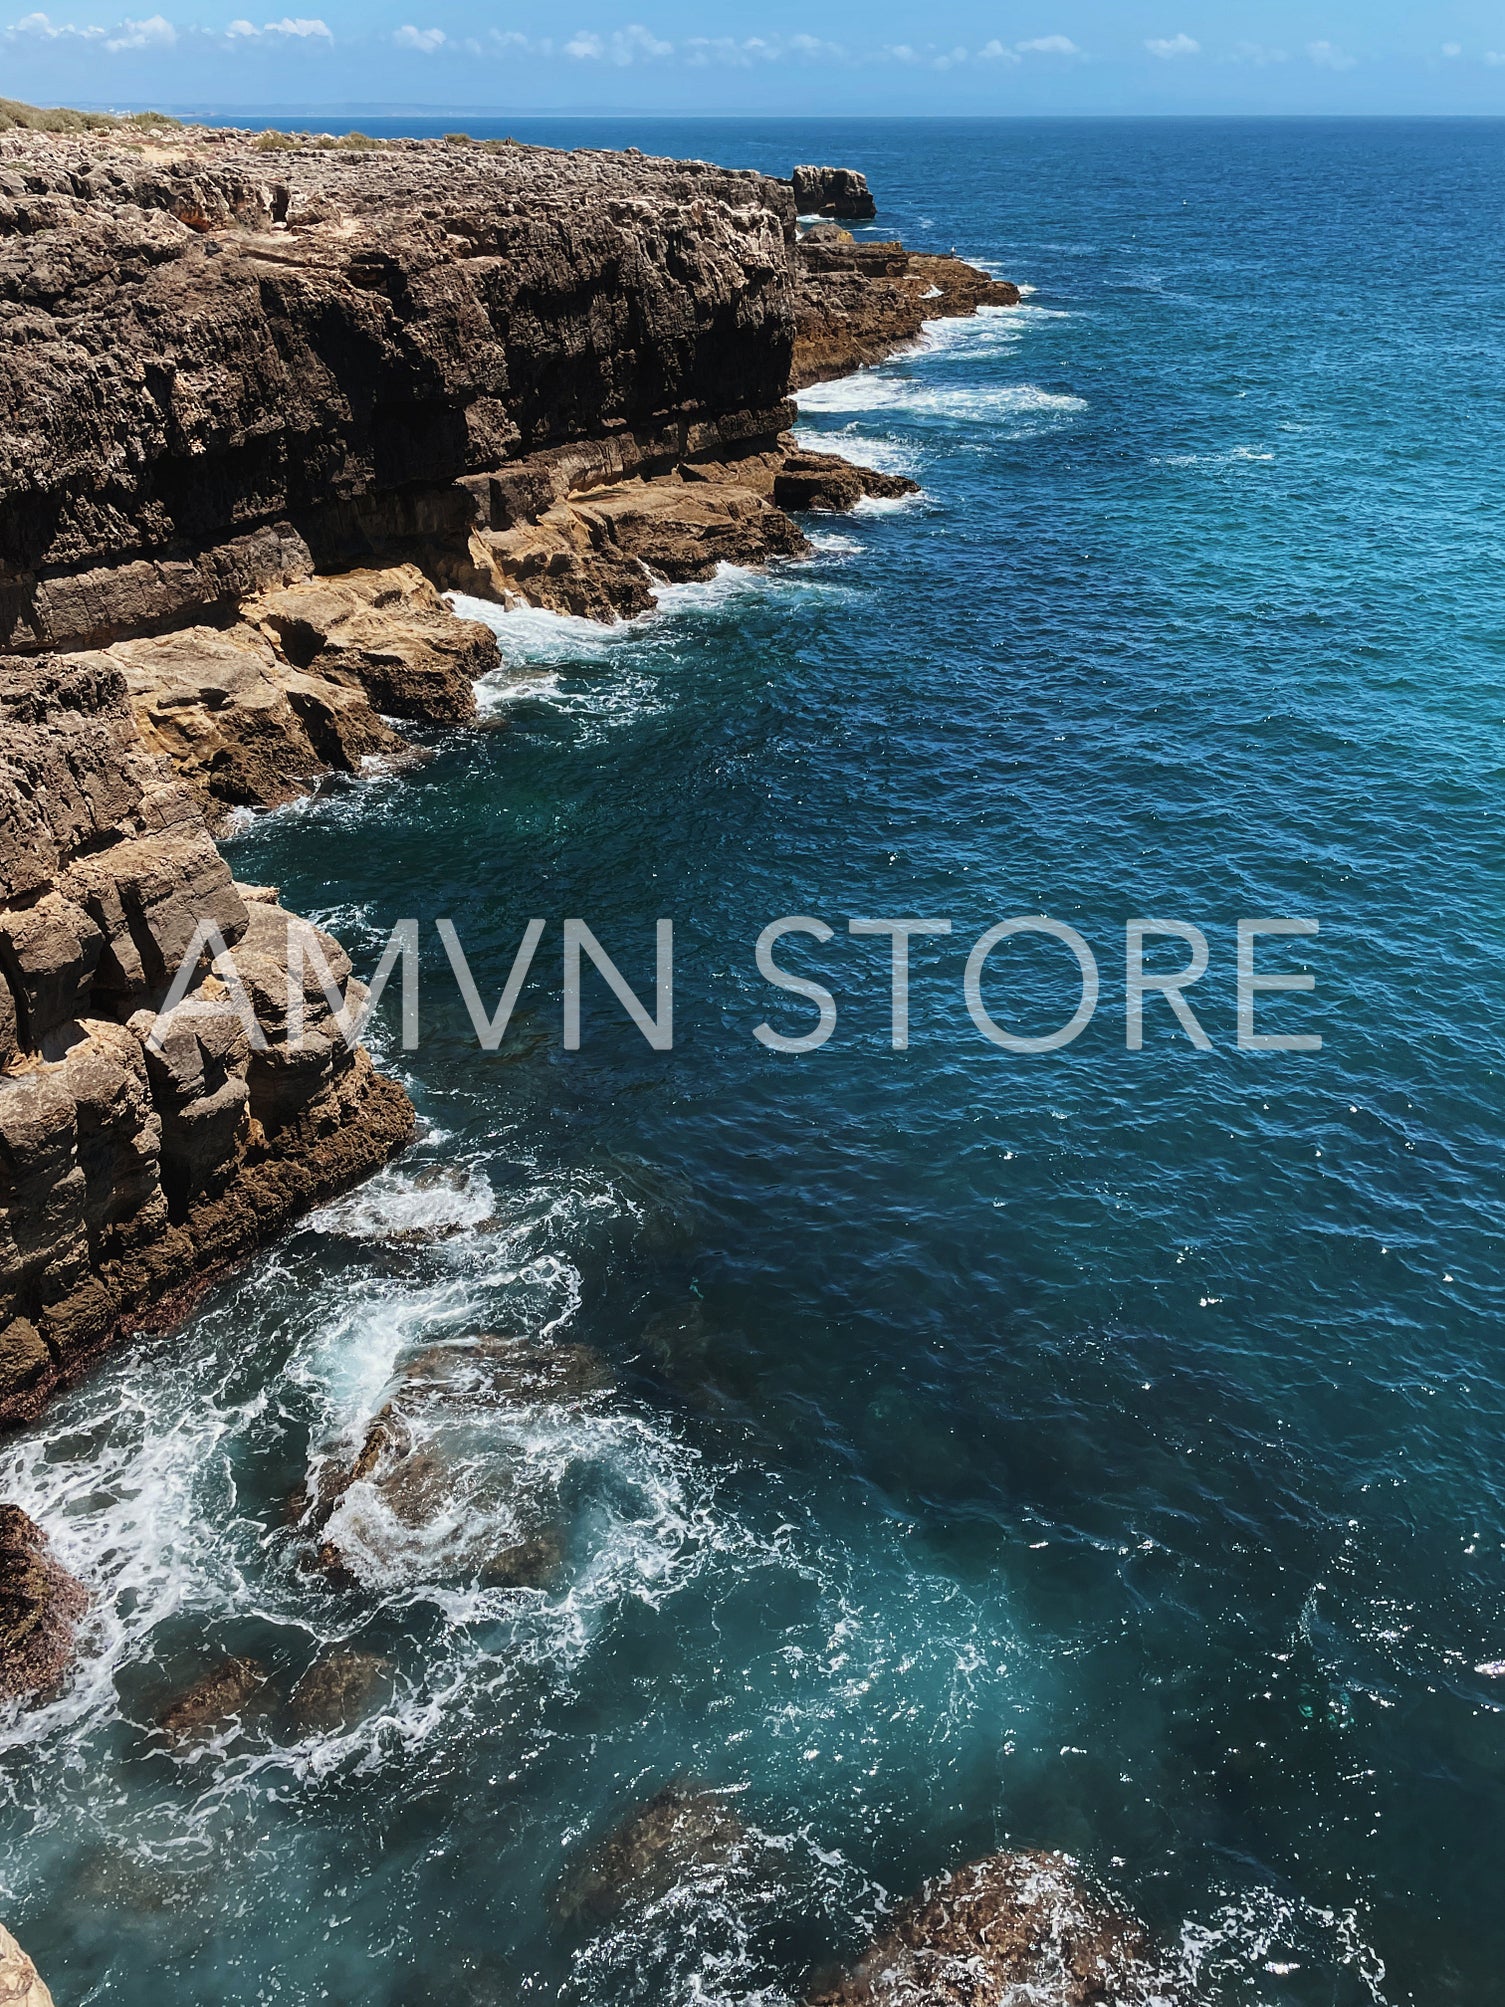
[0,118,1016,1434]
[0,113,1171,2007]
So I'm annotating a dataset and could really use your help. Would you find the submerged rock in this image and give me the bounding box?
[555,1782,747,1925]
[159,1655,267,1743]
[805,1850,1167,2007]
[0,1925,54,2007]
[309,1335,613,1590]
[0,1506,87,1704]
[288,1649,393,1733]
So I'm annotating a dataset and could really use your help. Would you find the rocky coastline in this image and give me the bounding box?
[0,121,1016,1429]
[0,116,1092,1999]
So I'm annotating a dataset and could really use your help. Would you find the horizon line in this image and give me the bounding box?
[71,103,1505,122]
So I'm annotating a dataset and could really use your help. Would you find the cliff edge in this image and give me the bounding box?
[1,122,1018,1429]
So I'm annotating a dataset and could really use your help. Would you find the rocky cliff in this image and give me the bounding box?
[1,120,1017,1430]
[0,655,412,1423]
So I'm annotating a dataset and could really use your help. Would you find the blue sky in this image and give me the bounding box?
[4,1,1505,112]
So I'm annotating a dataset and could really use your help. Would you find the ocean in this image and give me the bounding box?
[3,115,1504,2004]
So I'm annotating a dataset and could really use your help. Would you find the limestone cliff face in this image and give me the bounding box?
[0,130,800,654]
[0,658,412,1424]
[0,126,1016,1434]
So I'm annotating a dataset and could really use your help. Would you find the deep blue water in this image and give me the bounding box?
[4,117,1505,2006]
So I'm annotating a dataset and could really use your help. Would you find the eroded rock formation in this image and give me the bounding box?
[805,1850,1170,2007]
[793,165,878,221]
[304,1333,613,1589]
[0,1924,55,2007]
[80,566,498,827]
[792,237,1020,389]
[0,658,413,1424]
[0,1504,87,1702]
[1,125,1019,1450]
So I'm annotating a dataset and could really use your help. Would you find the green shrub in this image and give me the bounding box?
[0,96,179,132]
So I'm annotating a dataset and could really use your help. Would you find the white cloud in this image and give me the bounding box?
[684,33,772,64]
[228,14,331,37]
[1307,39,1356,69]
[1487,49,1505,64]
[3,10,106,36]
[1233,40,1286,64]
[1145,32,1199,57]
[104,12,176,48]
[786,32,841,57]
[883,40,974,68]
[393,21,444,49]
[487,27,550,52]
[564,22,672,61]
[1441,41,1462,57]
[978,37,1019,60]
[1016,34,1079,54]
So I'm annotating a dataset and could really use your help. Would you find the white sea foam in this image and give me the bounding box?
[1155,446,1276,470]
[310,1160,499,1243]
[798,375,1086,425]
[852,490,926,517]
[455,560,853,724]
[790,426,921,478]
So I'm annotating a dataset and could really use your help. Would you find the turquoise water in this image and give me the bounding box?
[4,117,1505,2004]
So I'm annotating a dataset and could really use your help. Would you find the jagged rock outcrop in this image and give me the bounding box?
[0,658,413,1424]
[805,1851,1170,2007]
[0,1504,87,1702]
[0,128,999,661]
[793,238,1021,390]
[0,127,802,655]
[0,1924,54,2007]
[68,566,497,824]
[793,166,877,221]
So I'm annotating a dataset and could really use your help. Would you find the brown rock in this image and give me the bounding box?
[0,1924,55,2007]
[774,447,918,514]
[86,623,409,820]
[556,1782,747,1925]
[793,166,877,221]
[0,1505,87,1703]
[0,657,414,1426]
[288,1649,392,1733]
[159,1654,266,1742]
[792,242,1020,391]
[0,129,799,655]
[249,565,494,723]
[309,1335,611,1589]
[805,1850,1167,2007]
